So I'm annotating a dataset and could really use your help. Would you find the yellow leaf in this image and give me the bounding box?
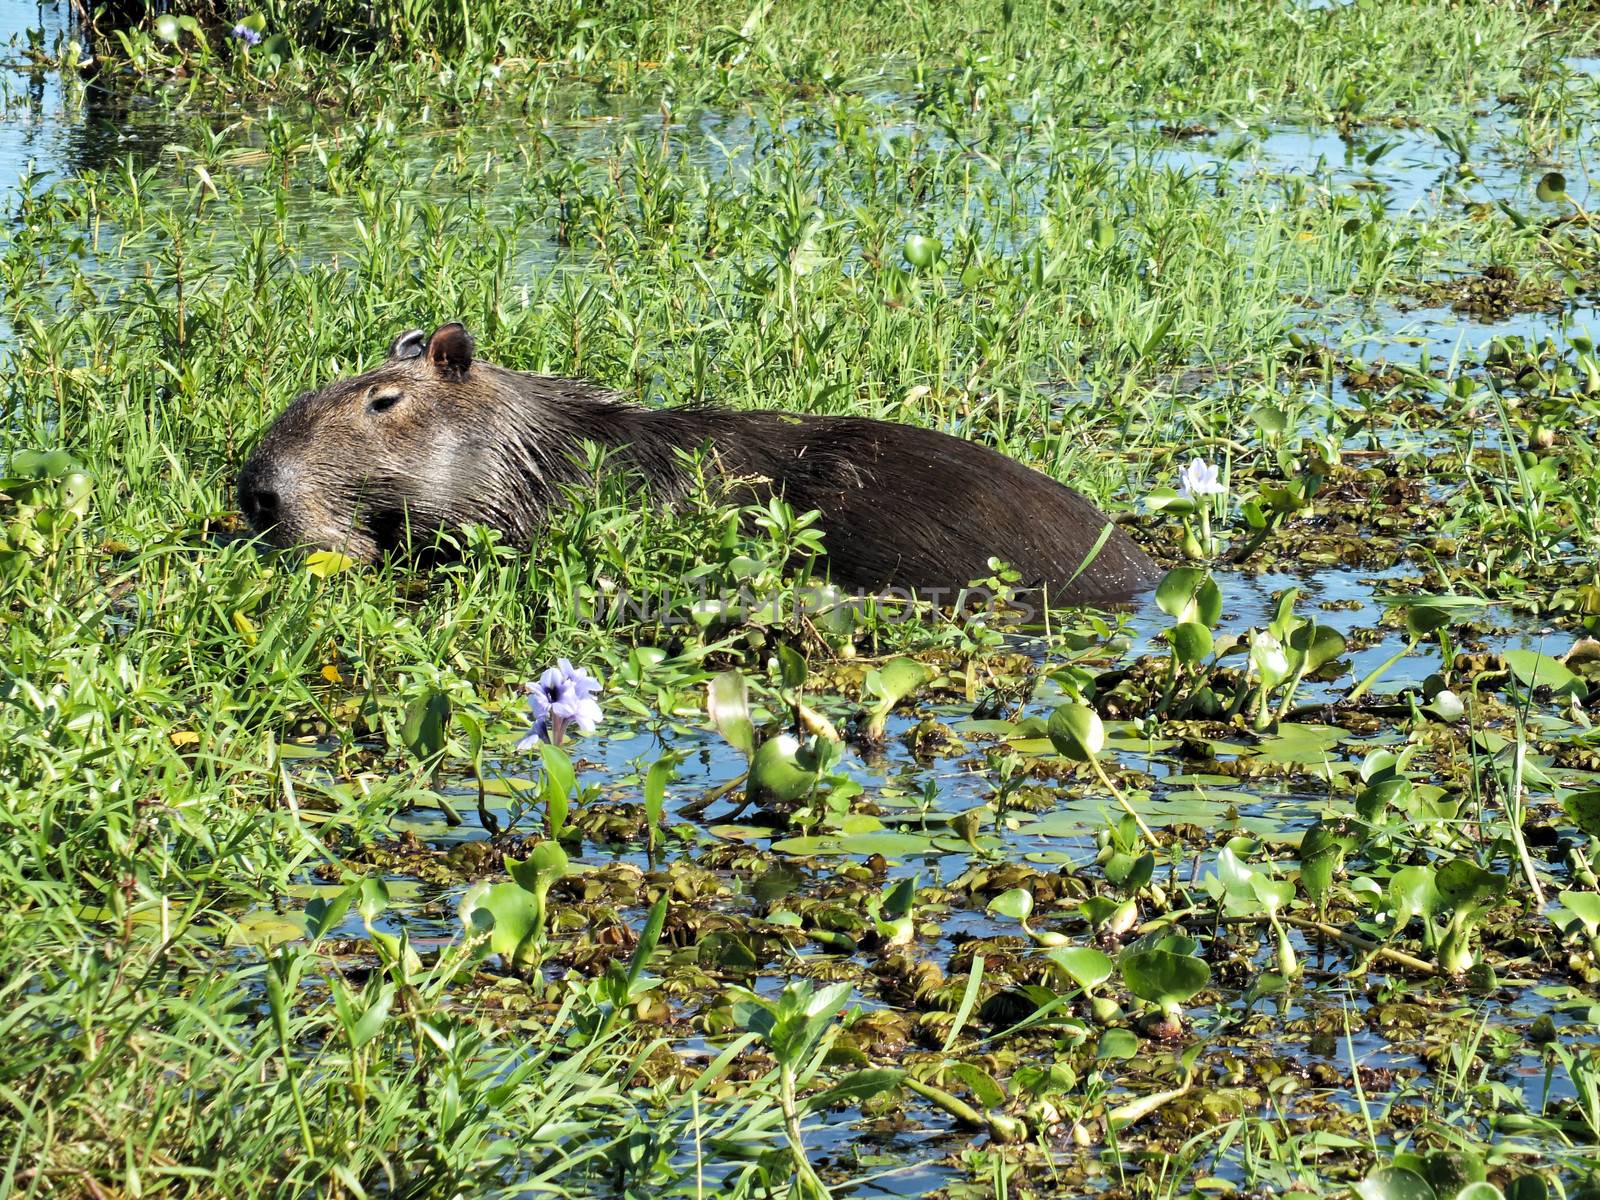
[321,664,345,685]
[193,164,220,201]
[306,550,356,578]
[170,730,199,749]
[231,610,258,643]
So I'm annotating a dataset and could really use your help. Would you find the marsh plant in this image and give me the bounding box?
[9,0,1600,1195]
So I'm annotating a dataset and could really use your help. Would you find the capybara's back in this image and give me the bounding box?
[655,408,1157,603]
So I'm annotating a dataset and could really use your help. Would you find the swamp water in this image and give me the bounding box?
[6,9,1600,1198]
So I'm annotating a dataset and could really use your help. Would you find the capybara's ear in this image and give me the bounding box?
[425,322,474,380]
[389,328,427,360]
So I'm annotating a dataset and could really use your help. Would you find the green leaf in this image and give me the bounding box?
[749,734,819,803]
[879,874,918,920]
[1426,690,1465,722]
[806,1067,906,1112]
[1388,866,1440,932]
[1357,776,1411,823]
[1558,890,1600,938]
[306,550,357,578]
[1502,650,1585,698]
[627,893,669,988]
[1096,1027,1140,1059]
[1144,486,1195,515]
[506,841,569,901]
[1047,704,1104,762]
[945,1062,1006,1108]
[305,885,355,944]
[1290,622,1347,673]
[864,657,934,708]
[1171,621,1213,666]
[1298,821,1344,907]
[1155,568,1221,626]
[1119,946,1211,1007]
[777,642,808,689]
[1044,945,1114,990]
[350,983,396,1048]
[987,887,1034,922]
[1250,632,1292,689]
[401,689,450,764]
[707,672,755,757]
[7,448,83,479]
[1251,405,1288,435]
[1435,859,1506,911]
[835,831,938,857]
[461,881,543,971]
[1404,605,1453,637]
[643,754,674,826]
[539,742,576,838]
[1354,1167,1437,1200]
[902,233,943,269]
[356,877,389,924]
[1104,850,1154,892]
[1250,875,1294,915]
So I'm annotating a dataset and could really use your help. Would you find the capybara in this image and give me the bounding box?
[237,323,1158,604]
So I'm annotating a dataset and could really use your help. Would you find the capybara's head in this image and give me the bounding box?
[238,322,505,561]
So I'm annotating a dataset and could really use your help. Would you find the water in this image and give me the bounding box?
[0,4,174,185]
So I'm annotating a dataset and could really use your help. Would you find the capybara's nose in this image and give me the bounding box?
[238,462,280,529]
[244,485,279,525]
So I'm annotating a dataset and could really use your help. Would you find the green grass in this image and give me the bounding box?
[7,0,1600,1195]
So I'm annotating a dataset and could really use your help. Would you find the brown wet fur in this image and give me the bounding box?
[237,323,1159,605]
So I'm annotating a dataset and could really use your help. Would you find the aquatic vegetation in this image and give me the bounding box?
[9,0,1600,1195]
[518,657,604,748]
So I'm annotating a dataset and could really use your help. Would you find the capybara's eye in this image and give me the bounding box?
[368,391,402,414]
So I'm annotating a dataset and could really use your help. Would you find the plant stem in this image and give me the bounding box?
[1345,638,1417,704]
[778,1064,830,1198]
[1221,913,1437,975]
[1088,754,1160,850]
[1506,721,1548,909]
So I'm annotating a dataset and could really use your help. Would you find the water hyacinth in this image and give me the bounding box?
[518,659,602,748]
[1175,456,1226,560]
[231,23,263,46]
[1177,457,1225,500]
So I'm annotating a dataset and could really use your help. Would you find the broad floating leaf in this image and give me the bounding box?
[1047,703,1104,762]
[1355,1166,1437,1200]
[1045,945,1114,990]
[987,887,1034,922]
[1119,946,1211,1008]
[1501,649,1585,698]
[749,734,820,803]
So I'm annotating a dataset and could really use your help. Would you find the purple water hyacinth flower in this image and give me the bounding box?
[231,23,263,46]
[1177,457,1225,500]
[517,658,603,748]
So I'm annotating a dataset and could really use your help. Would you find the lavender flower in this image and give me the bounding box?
[517,659,602,749]
[1178,457,1225,500]
[231,23,263,46]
